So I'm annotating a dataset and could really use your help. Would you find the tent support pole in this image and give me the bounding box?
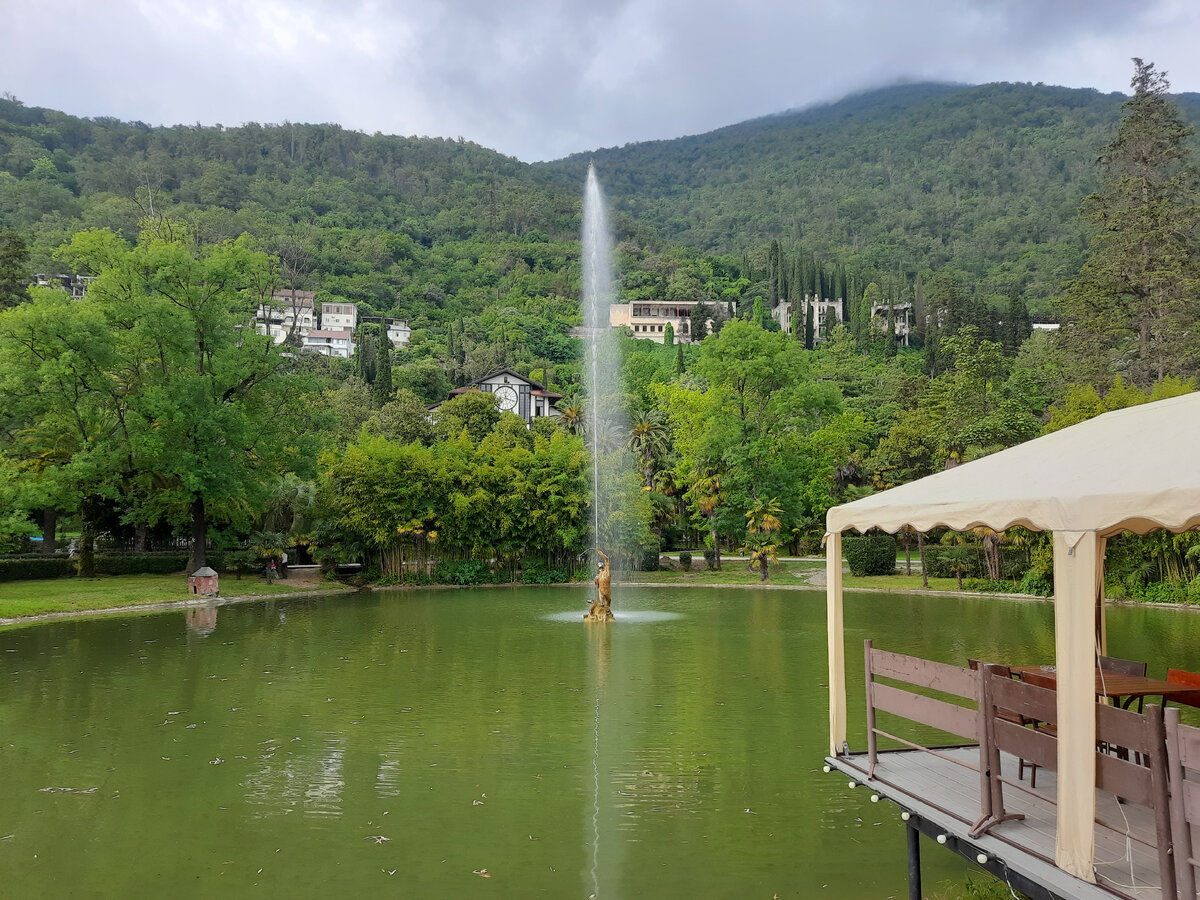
[1053,530,1099,882]
[826,531,846,756]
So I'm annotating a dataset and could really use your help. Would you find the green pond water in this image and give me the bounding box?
[3,585,1200,899]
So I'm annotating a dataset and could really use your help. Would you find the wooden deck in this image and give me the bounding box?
[828,747,1165,900]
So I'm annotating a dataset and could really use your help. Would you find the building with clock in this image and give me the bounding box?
[433,369,563,428]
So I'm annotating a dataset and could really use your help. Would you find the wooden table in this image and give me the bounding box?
[1011,665,1200,709]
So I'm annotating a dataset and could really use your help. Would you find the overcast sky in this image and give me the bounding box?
[5,0,1200,162]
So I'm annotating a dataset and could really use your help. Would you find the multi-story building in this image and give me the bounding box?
[321,302,358,332]
[32,273,95,299]
[255,290,317,344]
[771,296,845,341]
[360,316,411,349]
[301,329,355,358]
[608,300,708,343]
[431,369,562,428]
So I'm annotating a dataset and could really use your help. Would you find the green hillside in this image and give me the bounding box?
[542,82,1200,312]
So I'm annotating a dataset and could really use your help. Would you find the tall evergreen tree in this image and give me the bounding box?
[675,342,685,375]
[373,333,394,405]
[1061,58,1200,387]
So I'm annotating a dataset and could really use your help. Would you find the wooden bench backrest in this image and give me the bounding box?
[1166,707,1200,897]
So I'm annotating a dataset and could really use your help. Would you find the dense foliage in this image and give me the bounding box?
[2,66,1200,599]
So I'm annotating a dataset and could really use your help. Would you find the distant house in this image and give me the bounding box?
[771,295,846,342]
[32,273,94,300]
[321,301,358,332]
[608,300,708,343]
[360,315,412,349]
[301,329,355,358]
[431,369,562,428]
[255,290,317,344]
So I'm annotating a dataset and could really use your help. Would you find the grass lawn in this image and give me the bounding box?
[0,573,333,620]
[842,573,966,592]
[622,558,823,586]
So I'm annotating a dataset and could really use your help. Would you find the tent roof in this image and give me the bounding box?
[826,392,1200,537]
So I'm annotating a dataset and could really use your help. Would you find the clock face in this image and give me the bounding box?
[494,385,518,411]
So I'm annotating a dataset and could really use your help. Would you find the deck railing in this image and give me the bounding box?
[862,641,1176,897]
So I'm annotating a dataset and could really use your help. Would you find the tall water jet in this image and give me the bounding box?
[582,164,622,622]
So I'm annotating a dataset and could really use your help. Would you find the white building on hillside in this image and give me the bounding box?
[301,329,355,358]
[772,296,845,341]
[361,316,411,349]
[608,300,709,343]
[255,290,317,343]
[430,369,562,428]
[321,302,358,332]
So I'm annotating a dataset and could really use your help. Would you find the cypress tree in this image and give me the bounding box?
[373,333,393,405]
[663,320,674,345]
[675,342,685,374]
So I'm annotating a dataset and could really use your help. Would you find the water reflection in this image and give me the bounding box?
[241,739,346,819]
[185,603,218,638]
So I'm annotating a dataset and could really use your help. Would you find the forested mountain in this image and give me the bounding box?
[543,82,1200,312]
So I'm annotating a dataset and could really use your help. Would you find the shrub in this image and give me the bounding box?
[703,549,717,570]
[1019,570,1054,597]
[434,559,493,585]
[521,560,570,584]
[678,551,692,571]
[0,556,75,581]
[843,535,897,576]
[638,548,661,572]
[923,547,983,579]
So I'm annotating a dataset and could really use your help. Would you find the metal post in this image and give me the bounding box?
[907,820,922,900]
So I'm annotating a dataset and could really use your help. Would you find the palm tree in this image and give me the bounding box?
[745,497,784,536]
[558,404,584,436]
[744,497,784,581]
[626,410,670,487]
[689,468,725,570]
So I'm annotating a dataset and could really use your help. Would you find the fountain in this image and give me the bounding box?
[582,164,621,623]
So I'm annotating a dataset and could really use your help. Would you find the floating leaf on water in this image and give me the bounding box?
[364,835,390,844]
[473,869,490,878]
[210,758,223,765]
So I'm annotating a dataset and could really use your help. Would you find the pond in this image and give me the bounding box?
[3,585,1199,898]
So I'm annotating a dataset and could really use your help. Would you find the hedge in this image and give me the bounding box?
[95,553,191,575]
[0,556,75,581]
[843,535,897,576]
[678,551,692,571]
[0,552,228,581]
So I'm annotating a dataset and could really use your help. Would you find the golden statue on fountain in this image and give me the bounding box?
[585,549,614,622]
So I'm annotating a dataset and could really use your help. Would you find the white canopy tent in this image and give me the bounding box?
[824,391,1200,882]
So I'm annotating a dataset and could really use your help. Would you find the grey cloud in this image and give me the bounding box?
[1,0,1197,161]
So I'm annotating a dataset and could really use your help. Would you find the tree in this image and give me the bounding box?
[54,224,321,572]
[1060,59,1200,387]
[0,230,30,309]
[367,389,438,446]
[373,333,394,405]
[675,342,685,375]
[663,320,674,346]
[434,389,501,443]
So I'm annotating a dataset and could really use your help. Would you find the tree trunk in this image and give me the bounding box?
[710,524,721,570]
[903,532,912,575]
[984,533,1001,581]
[78,509,97,578]
[188,496,207,573]
[917,532,928,589]
[759,552,769,582]
[41,508,57,554]
[134,522,148,553]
